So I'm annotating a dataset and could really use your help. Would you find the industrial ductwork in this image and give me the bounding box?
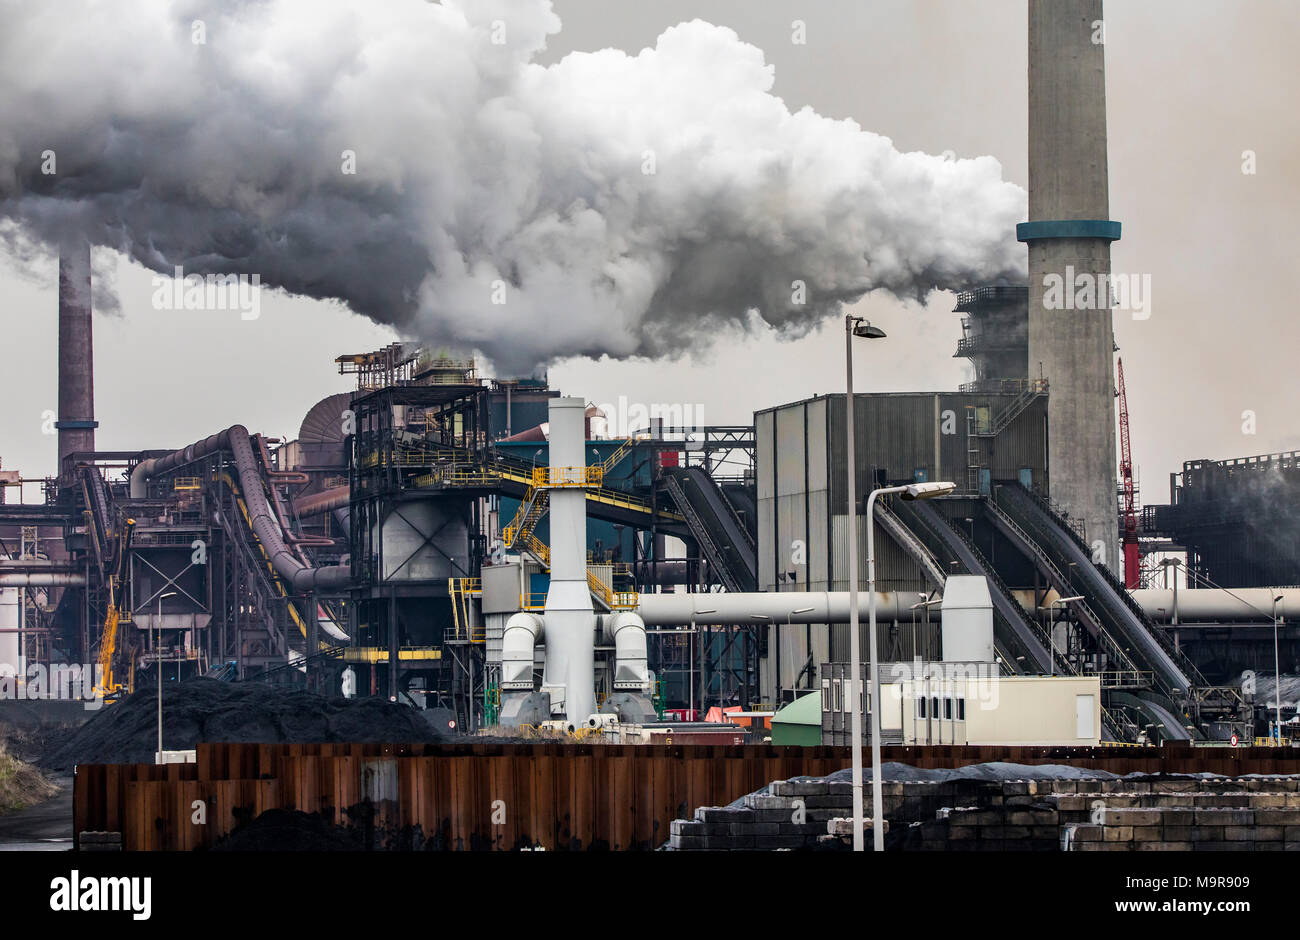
[130,425,351,594]
[294,486,349,518]
[602,611,650,692]
[501,612,544,689]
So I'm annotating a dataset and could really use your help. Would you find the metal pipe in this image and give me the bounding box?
[635,592,925,625]
[0,573,86,587]
[1134,589,1300,622]
[294,487,350,518]
[130,426,351,594]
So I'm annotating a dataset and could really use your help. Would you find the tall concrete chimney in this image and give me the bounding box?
[57,239,97,475]
[1021,0,1120,569]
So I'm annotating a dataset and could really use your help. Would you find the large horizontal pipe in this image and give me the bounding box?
[130,426,350,594]
[0,572,85,587]
[294,487,350,518]
[1134,588,1300,623]
[636,592,934,625]
[638,587,1300,627]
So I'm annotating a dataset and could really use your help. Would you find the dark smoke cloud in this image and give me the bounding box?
[0,0,1026,375]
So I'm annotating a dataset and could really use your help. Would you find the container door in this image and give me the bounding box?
[1075,694,1096,739]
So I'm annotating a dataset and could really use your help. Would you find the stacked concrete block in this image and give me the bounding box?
[668,778,884,850]
[912,801,1061,852]
[671,773,1300,851]
[1059,781,1300,851]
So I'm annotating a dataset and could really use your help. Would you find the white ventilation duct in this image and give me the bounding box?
[602,611,650,692]
[501,612,544,689]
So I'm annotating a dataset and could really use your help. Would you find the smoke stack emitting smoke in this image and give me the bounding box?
[0,0,1026,375]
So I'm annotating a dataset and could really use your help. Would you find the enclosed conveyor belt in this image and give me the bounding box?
[994,484,1197,701]
[892,497,1057,675]
[659,467,756,591]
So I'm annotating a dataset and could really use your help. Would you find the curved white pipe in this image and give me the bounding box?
[602,611,650,692]
[501,612,544,690]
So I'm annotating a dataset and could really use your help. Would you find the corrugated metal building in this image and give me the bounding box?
[755,391,1048,704]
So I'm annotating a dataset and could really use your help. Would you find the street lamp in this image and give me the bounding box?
[156,590,177,764]
[843,313,886,851]
[1273,595,1285,745]
[851,474,955,852]
[782,607,814,705]
[691,605,716,720]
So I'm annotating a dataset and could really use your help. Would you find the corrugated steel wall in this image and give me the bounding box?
[75,741,1300,850]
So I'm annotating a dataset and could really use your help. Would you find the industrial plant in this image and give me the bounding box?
[0,0,1296,875]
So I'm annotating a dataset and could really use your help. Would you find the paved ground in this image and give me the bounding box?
[0,778,73,852]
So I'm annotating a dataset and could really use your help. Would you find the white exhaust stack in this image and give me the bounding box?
[540,397,596,722]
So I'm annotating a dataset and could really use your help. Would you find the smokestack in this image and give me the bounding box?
[1021,0,1120,569]
[56,239,96,475]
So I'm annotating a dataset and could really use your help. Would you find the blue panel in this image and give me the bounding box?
[1016,220,1122,242]
[912,468,928,483]
[1018,467,1033,489]
[978,468,992,496]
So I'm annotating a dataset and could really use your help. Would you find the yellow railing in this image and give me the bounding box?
[413,465,502,488]
[532,465,603,488]
[586,570,639,610]
[173,477,201,491]
[448,578,484,643]
[341,647,442,664]
[599,438,636,476]
[587,570,613,605]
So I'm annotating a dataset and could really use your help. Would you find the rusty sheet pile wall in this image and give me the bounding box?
[74,741,1300,851]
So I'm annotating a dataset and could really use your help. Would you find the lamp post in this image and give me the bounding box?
[691,605,715,720]
[1038,595,1084,676]
[1273,594,1285,745]
[844,313,886,852]
[782,607,814,705]
[156,590,177,764]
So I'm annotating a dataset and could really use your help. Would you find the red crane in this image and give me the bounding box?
[1117,357,1140,588]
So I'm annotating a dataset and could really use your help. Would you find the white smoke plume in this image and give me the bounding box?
[0,0,1026,375]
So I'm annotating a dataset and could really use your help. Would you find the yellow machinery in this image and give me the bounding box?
[93,518,135,700]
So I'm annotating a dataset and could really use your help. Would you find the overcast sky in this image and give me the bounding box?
[2,0,1296,507]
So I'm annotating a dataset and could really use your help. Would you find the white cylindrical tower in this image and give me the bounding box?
[541,397,596,722]
[0,585,19,675]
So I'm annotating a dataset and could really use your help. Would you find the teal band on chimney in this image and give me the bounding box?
[1016,220,1121,242]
